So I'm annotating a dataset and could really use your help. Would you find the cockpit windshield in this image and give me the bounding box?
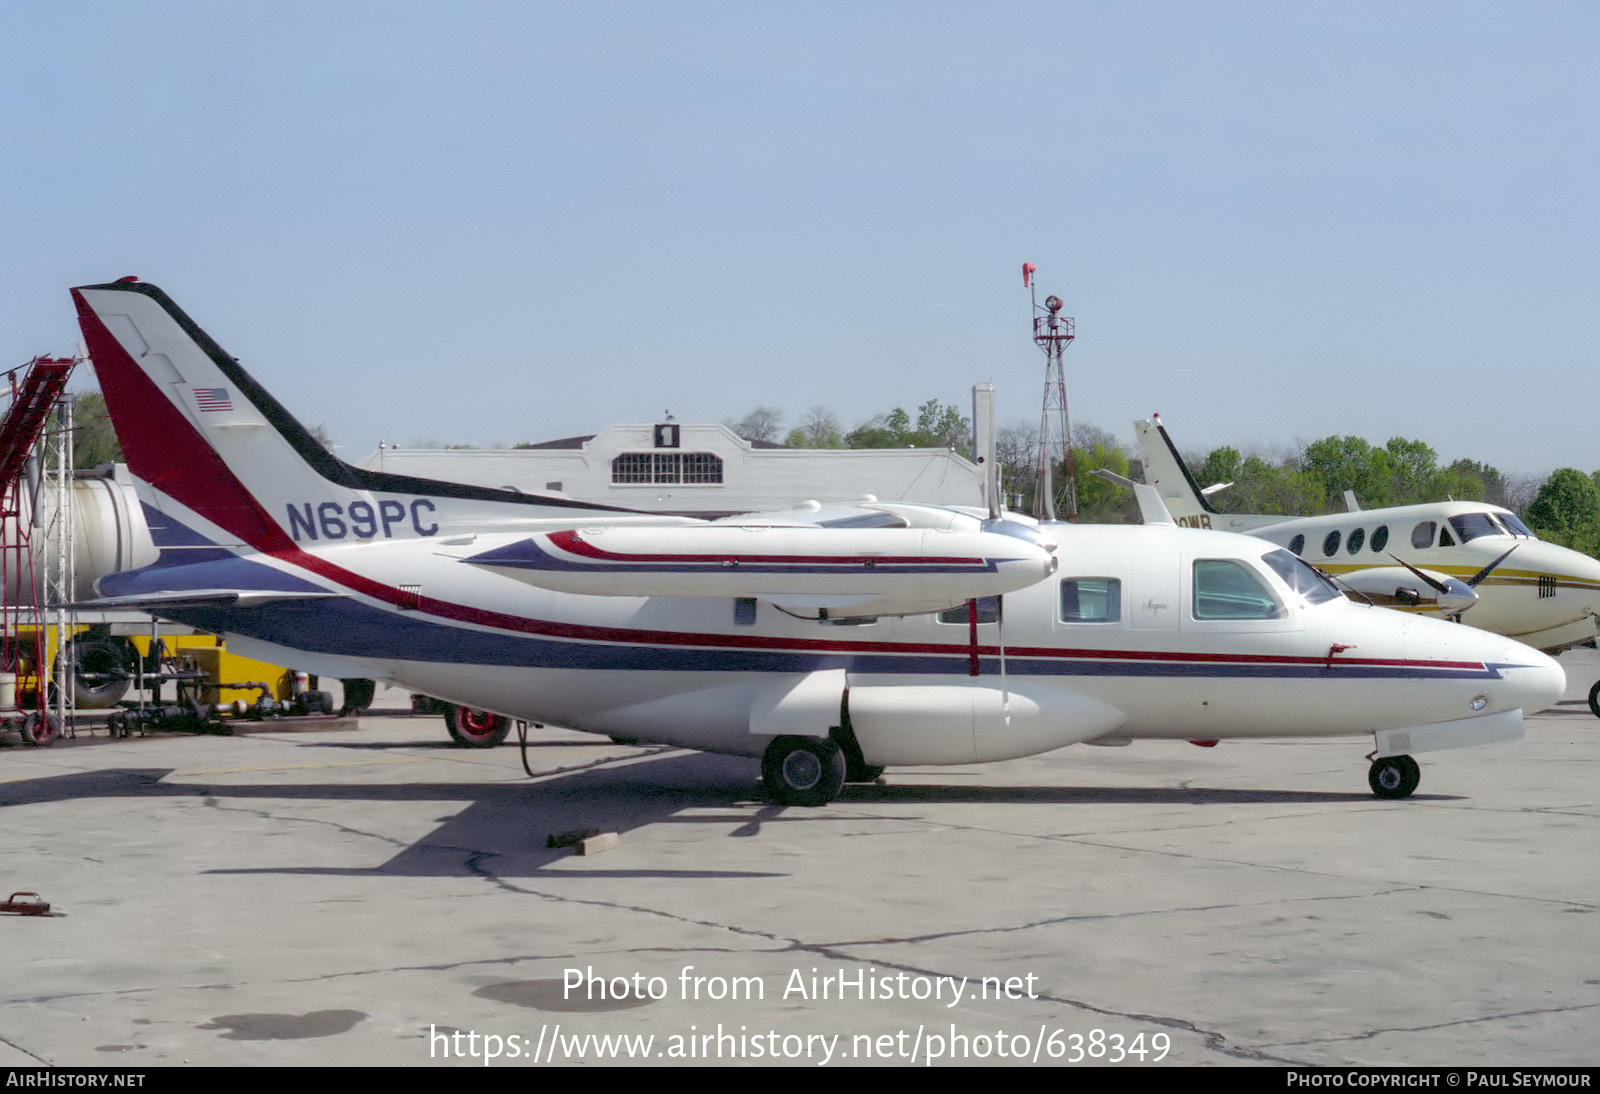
[1261,548,1342,605]
[1499,512,1537,538]
[1448,512,1508,544]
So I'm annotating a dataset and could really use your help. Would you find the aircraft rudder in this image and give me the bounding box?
[1133,415,1216,525]
[73,279,345,553]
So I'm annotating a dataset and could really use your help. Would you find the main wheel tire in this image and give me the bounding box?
[761,735,847,807]
[446,706,511,748]
[339,677,376,716]
[67,636,134,709]
[19,712,60,747]
[1588,679,1600,720]
[1369,754,1421,799]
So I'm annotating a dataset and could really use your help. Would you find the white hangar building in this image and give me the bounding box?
[355,422,985,517]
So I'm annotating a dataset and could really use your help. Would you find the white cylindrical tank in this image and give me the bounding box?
[1,467,157,605]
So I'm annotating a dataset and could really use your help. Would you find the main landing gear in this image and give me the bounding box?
[445,705,511,748]
[1368,754,1421,799]
[761,735,847,807]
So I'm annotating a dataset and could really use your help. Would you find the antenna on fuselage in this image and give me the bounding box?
[1023,263,1077,522]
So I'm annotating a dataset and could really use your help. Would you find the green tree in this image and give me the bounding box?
[844,399,970,456]
[1526,468,1600,556]
[1302,435,1396,508]
[1191,445,1322,516]
[1068,424,1134,523]
[70,390,123,469]
[783,405,842,448]
[1230,456,1326,515]
[1194,446,1243,493]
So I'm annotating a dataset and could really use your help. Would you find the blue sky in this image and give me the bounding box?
[3,2,1595,477]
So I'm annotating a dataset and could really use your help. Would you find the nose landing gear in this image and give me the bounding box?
[1368,754,1421,799]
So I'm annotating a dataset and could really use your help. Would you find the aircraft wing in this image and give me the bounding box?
[459,506,1058,617]
[1327,565,1476,615]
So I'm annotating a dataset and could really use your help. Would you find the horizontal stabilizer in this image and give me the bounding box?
[55,590,345,613]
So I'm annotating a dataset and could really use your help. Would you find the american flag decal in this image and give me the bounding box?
[194,387,232,412]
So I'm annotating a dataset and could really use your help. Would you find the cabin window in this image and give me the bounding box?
[1288,534,1305,556]
[1321,530,1341,557]
[1411,521,1436,549]
[1439,525,1456,547]
[1193,560,1284,620]
[1347,527,1365,554]
[612,452,723,485]
[1371,525,1389,552]
[1059,578,1121,623]
[938,597,1001,624]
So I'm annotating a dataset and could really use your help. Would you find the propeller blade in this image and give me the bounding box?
[1466,544,1518,588]
[1387,553,1450,595]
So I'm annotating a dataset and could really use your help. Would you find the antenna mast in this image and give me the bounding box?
[1023,263,1077,521]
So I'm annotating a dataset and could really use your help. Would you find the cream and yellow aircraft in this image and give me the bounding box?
[1135,415,1600,653]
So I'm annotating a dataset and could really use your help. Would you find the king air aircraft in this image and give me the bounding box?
[69,279,1563,803]
[1136,415,1600,654]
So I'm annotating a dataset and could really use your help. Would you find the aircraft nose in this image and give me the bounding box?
[1494,644,1566,715]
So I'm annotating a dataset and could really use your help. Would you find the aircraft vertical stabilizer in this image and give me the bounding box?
[72,279,630,554]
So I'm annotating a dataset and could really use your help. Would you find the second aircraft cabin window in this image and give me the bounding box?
[1347,527,1365,554]
[1371,525,1389,552]
[1411,521,1436,549]
[1059,578,1121,623]
[1322,530,1341,557]
[1193,560,1285,620]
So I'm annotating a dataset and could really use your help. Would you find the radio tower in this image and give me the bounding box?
[1023,263,1076,521]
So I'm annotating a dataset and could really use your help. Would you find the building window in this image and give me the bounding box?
[612,452,723,485]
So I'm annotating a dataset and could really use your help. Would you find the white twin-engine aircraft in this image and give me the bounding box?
[70,279,1563,805]
[1135,415,1600,653]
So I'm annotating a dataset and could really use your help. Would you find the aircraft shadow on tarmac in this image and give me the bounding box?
[0,750,1446,879]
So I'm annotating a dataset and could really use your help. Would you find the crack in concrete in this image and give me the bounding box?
[1265,999,1600,1049]
[824,886,1418,948]
[200,795,411,850]
[0,1031,49,1064]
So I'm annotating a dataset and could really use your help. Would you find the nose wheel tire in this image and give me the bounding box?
[1368,754,1421,799]
[445,706,511,748]
[762,735,847,807]
[1587,679,1600,720]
